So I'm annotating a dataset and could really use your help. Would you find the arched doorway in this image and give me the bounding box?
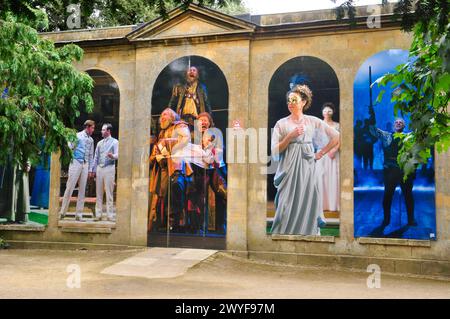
[353,49,436,240]
[76,70,120,143]
[58,69,120,224]
[266,56,341,237]
[148,56,228,249]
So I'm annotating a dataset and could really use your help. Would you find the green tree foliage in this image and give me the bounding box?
[209,0,248,16]
[1,0,448,177]
[0,0,247,31]
[0,14,94,169]
[90,0,247,27]
[334,0,449,176]
[0,237,9,248]
[0,0,246,171]
[0,0,97,31]
[378,1,449,176]
[0,1,246,171]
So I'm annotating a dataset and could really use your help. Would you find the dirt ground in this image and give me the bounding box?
[0,249,448,299]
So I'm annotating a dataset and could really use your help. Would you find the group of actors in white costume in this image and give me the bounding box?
[271,84,340,236]
[59,120,119,222]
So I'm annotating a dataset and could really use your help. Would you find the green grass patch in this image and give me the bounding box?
[266,221,340,237]
[320,227,340,237]
[28,212,48,225]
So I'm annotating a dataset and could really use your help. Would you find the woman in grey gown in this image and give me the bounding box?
[271,85,339,235]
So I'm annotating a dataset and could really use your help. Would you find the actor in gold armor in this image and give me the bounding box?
[168,66,212,128]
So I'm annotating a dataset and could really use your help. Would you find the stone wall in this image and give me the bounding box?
[1,7,448,278]
[1,45,139,248]
[245,29,449,278]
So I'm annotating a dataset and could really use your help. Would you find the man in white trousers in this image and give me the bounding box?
[59,120,95,221]
[91,123,119,222]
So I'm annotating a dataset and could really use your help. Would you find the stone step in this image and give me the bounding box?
[324,211,340,219]
[0,222,46,232]
[59,197,96,213]
[60,227,112,234]
[101,248,218,279]
[58,220,116,229]
[324,218,340,226]
[63,212,95,218]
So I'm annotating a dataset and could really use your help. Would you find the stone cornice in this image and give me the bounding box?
[40,5,403,48]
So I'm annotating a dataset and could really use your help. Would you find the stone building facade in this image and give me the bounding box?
[1,4,448,278]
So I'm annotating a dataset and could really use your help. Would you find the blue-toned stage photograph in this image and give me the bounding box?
[353,50,436,240]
